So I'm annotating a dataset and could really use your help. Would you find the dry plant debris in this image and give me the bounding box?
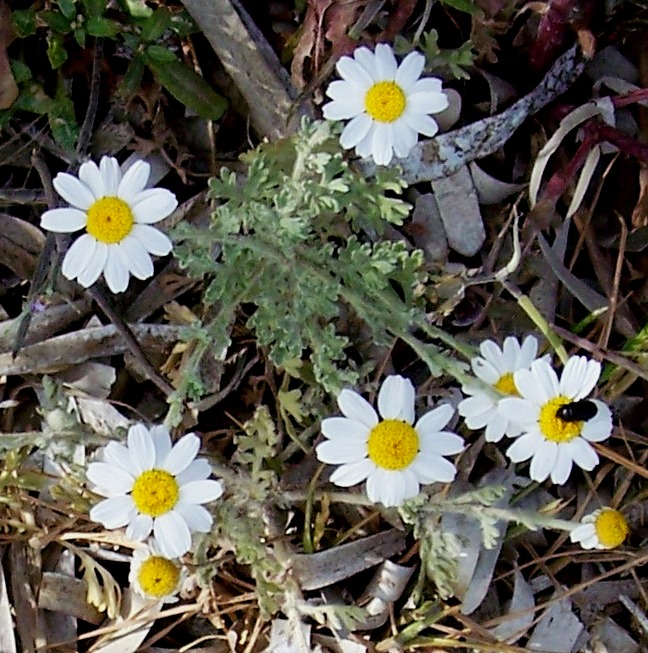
[1,0,648,652]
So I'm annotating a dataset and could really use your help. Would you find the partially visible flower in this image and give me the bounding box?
[322,43,448,166]
[316,375,464,508]
[129,544,186,603]
[40,156,177,294]
[569,507,629,550]
[87,423,223,558]
[458,335,543,443]
[498,356,612,485]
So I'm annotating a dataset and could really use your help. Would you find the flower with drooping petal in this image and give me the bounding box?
[458,335,545,443]
[569,507,629,550]
[40,156,177,294]
[322,43,448,166]
[498,356,613,485]
[87,423,223,558]
[129,543,186,603]
[316,375,464,508]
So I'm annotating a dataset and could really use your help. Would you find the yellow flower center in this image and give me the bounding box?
[595,508,629,549]
[137,555,180,598]
[367,419,419,470]
[86,197,134,244]
[364,81,406,123]
[493,372,519,396]
[131,469,179,517]
[538,396,583,442]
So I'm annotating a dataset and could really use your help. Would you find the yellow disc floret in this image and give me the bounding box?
[539,396,583,442]
[137,555,180,598]
[367,419,419,470]
[131,469,179,517]
[86,197,134,244]
[494,373,519,396]
[364,81,406,123]
[595,508,629,549]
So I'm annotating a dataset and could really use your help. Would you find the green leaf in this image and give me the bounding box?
[440,0,478,14]
[11,60,32,84]
[144,44,177,64]
[11,9,37,37]
[80,0,105,17]
[85,16,120,37]
[74,27,86,48]
[41,10,72,34]
[47,33,68,69]
[119,54,145,98]
[118,0,153,18]
[141,7,171,42]
[49,89,79,152]
[58,0,76,20]
[146,57,228,120]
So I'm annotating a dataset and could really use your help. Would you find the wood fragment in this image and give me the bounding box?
[39,572,104,625]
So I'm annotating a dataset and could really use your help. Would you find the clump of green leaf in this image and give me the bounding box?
[395,29,475,80]
[173,118,432,399]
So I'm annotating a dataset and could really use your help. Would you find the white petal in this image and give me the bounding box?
[103,246,131,294]
[325,79,355,101]
[370,121,394,165]
[406,91,448,115]
[321,417,370,441]
[41,207,88,233]
[529,440,558,482]
[103,442,138,477]
[61,234,97,280]
[76,242,108,288]
[329,458,374,487]
[565,438,598,471]
[150,424,172,463]
[532,359,560,400]
[132,188,178,223]
[323,98,364,121]
[401,109,439,137]
[354,130,374,158]
[100,156,122,194]
[506,431,543,462]
[464,406,498,430]
[390,120,417,158]
[90,495,136,528]
[128,424,156,473]
[79,160,105,199]
[550,447,573,485]
[479,339,504,367]
[580,402,613,442]
[118,159,150,202]
[395,51,425,92]
[570,523,595,544]
[173,502,213,532]
[484,414,508,442]
[472,359,499,384]
[176,458,213,485]
[179,479,223,504]
[374,43,398,79]
[86,462,134,494]
[366,468,410,507]
[316,439,367,465]
[560,356,601,399]
[164,433,199,475]
[336,56,373,90]
[337,389,378,428]
[458,393,494,417]
[131,224,173,256]
[518,335,539,367]
[154,511,191,558]
[502,336,520,370]
[498,397,536,424]
[339,113,373,149]
[353,47,377,79]
[377,375,415,423]
[118,235,155,280]
[410,77,443,96]
[53,172,95,209]
[415,404,454,436]
[410,453,457,483]
[126,514,153,540]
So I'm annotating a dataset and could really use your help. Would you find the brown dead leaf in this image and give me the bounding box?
[0,1,18,110]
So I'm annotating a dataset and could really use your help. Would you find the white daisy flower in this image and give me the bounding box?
[87,423,223,558]
[498,356,613,485]
[322,43,449,166]
[458,335,543,443]
[316,375,464,508]
[129,543,187,603]
[569,507,629,550]
[40,156,177,294]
